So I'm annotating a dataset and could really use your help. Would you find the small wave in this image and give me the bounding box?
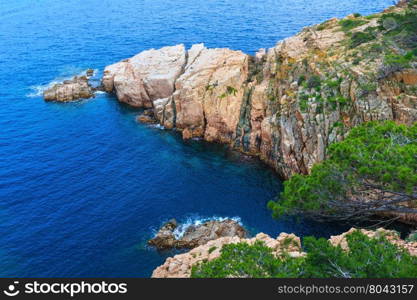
[172,216,242,239]
[26,80,61,98]
[148,124,165,130]
[26,68,99,98]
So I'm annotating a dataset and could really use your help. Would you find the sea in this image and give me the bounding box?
[0,0,394,277]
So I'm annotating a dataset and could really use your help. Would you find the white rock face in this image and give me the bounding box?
[102,45,186,107]
[172,46,248,142]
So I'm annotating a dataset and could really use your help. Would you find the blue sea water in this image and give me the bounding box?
[0,0,394,277]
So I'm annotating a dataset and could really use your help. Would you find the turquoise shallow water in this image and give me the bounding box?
[0,0,393,277]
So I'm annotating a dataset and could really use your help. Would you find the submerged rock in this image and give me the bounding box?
[43,75,94,102]
[148,219,246,250]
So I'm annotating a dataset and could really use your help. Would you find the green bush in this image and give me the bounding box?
[349,31,376,48]
[384,52,415,68]
[191,231,417,278]
[306,75,322,89]
[406,231,417,242]
[268,121,417,222]
[191,241,304,278]
[339,19,368,32]
[379,9,417,49]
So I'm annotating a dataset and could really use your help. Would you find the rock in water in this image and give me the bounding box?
[86,69,94,77]
[148,219,178,250]
[136,109,157,124]
[43,75,94,102]
[148,219,246,250]
[177,220,247,248]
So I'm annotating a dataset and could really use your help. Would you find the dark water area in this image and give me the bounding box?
[0,0,395,277]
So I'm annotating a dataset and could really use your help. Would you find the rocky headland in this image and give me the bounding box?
[39,0,417,277]
[101,1,417,181]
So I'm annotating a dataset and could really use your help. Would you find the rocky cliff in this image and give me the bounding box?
[151,227,417,278]
[152,231,304,278]
[102,1,416,178]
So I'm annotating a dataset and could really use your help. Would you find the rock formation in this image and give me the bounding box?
[152,232,303,278]
[329,227,417,256]
[102,45,187,108]
[43,75,95,102]
[148,219,246,250]
[136,109,157,124]
[152,228,417,278]
[102,1,417,180]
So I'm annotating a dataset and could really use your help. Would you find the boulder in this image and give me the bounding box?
[148,219,178,250]
[43,76,94,102]
[148,219,246,250]
[102,45,186,108]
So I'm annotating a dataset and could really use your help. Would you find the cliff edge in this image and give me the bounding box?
[102,1,417,179]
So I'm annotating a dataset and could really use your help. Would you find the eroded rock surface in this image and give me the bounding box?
[148,219,246,250]
[102,45,186,108]
[43,75,94,102]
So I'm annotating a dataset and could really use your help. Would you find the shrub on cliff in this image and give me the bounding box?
[268,121,417,223]
[191,241,304,278]
[191,231,417,278]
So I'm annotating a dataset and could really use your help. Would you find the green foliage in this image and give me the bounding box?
[208,246,217,254]
[302,230,417,278]
[299,94,309,112]
[349,31,376,48]
[306,75,322,89]
[379,9,417,49]
[359,81,377,93]
[353,13,362,18]
[339,19,368,32]
[268,121,417,221]
[247,56,265,83]
[407,231,417,242]
[327,96,350,110]
[219,86,238,99]
[317,20,331,31]
[191,241,304,278]
[352,57,361,65]
[297,75,306,85]
[384,51,416,68]
[191,231,417,278]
